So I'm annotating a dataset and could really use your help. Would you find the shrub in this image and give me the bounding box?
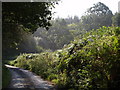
[56,26,120,89]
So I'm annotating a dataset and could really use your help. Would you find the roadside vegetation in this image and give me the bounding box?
[9,26,120,89]
[3,1,120,89]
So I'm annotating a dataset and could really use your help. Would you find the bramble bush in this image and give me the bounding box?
[56,26,120,89]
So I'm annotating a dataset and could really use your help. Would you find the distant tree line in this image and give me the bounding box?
[3,2,120,59]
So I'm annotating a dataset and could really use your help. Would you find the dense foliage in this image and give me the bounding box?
[56,26,120,89]
[5,1,120,89]
[2,2,55,31]
[33,19,75,50]
[2,2,58,59]
[10,26,120,89]
[3,2,116,60]
[112,12,120,26]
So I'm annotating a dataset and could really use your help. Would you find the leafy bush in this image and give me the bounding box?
[56,26,120,89]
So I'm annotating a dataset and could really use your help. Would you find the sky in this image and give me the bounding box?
[52,0,120,19]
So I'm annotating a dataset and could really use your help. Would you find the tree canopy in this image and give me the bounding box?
[80,2,113,31]
[2,2,56,31]
[2,2,58,59]
[86,2,113,15]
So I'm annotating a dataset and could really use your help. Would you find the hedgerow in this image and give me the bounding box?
[10,26,120,89]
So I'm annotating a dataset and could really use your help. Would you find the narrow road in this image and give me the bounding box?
[5,65,55,90]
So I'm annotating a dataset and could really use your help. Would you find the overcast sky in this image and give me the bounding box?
[52,0,120,19]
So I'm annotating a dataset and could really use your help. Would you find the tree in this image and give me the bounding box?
[2,2,56,31]
[86,2,112,15]
[73,16,79,23]
[33,18,74,51]
[80,2,113,31]
[2,2,58,59]
[112,13,120,26]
